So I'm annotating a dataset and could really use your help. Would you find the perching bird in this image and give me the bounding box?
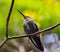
[18,10,44,51]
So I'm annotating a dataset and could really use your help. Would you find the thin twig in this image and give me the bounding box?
[0,0,14,48]
[6,0,14,38]
[9,22,60,40]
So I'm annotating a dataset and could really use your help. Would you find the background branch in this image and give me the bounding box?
[6,0,14,38]
[0,0,14,49]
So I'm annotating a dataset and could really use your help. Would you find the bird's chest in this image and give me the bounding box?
[24,21,38,34]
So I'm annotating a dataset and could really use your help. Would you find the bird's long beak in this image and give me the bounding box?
[18,10,26,19]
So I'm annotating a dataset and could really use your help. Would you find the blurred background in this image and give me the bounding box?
[0,0,60,52]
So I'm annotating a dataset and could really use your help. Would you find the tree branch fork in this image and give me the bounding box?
[0,0,60,48]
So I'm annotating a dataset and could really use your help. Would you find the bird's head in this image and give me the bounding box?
[18,10,31,19]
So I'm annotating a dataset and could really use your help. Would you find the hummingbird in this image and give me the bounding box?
[18,10,44,51]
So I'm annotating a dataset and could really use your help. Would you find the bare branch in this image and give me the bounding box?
[9,22,60,39]
[6,0,14,38]
[39,22,60,33]
[0,0,14,49]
